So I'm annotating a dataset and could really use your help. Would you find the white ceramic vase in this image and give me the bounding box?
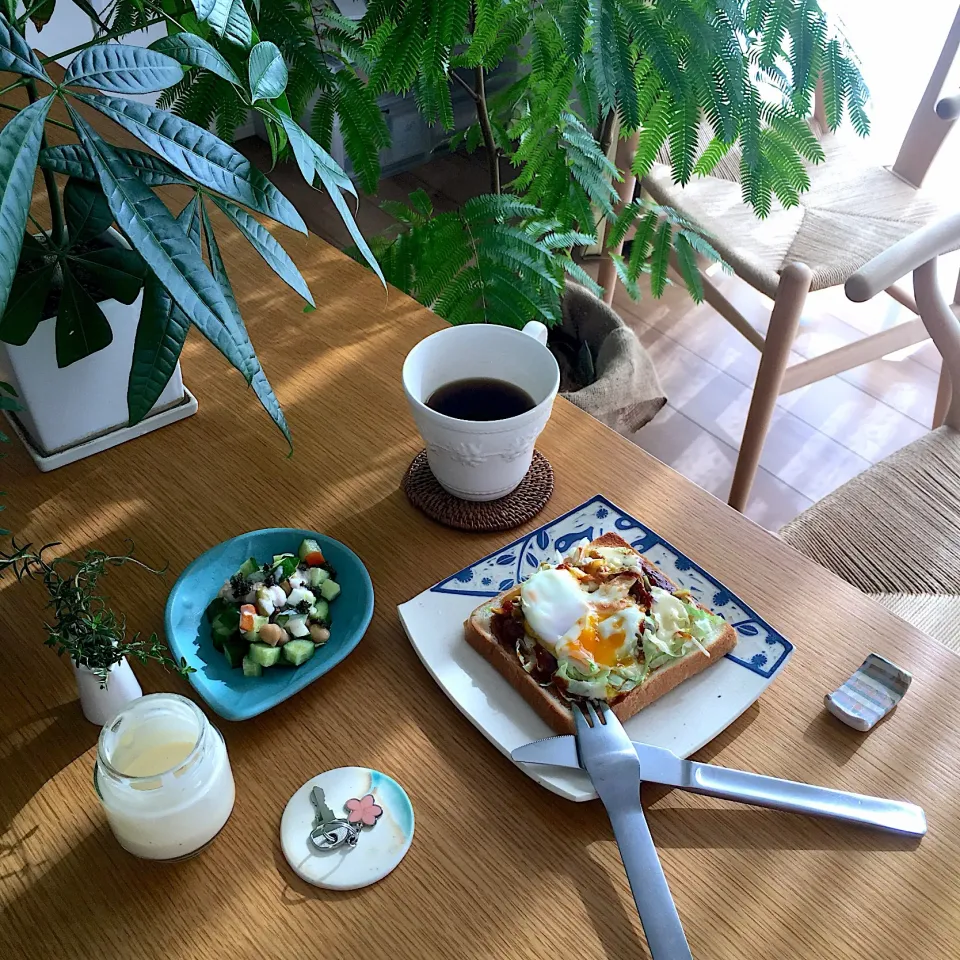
[72,658,143,726]
[0,229,188,461]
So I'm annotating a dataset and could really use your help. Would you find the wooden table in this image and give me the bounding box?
[2,86,960,960]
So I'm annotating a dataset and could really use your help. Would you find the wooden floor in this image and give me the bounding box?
[239,138,943,533]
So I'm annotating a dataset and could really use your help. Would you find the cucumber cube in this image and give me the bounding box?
[237,557,259,577]
[307,567,329,589]
[248,641,282,668]
[319,579,341,602]
[222,636,249,669]
[211,607,240,639]
[205,597,230,623]
[242,656,263,678]
[282,639,315,666]
[310,598,330,625]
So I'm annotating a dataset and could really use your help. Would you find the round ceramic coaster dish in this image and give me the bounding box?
[280,766,414,890]
[402,449,554,532]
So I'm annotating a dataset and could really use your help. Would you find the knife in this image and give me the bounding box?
[512,736,927,837]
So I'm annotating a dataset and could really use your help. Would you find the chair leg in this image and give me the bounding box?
[933,364,952,428]
[598,131,640,305]
[728,263,813,512]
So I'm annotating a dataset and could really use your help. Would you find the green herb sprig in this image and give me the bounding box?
[0,539,193,686]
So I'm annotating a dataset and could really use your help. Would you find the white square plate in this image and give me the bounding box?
[398,495,793,801]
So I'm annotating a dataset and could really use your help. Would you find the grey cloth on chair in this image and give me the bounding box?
[555,282,666,433]
[780,426,960,654]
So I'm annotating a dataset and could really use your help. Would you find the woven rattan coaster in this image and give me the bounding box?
[402,450,554,532]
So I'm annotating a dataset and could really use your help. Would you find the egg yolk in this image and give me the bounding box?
[569,614,628,667]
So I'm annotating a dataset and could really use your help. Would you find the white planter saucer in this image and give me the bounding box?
[4,387,198,472]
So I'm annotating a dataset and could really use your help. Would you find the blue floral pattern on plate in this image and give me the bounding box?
[430,495,792,679]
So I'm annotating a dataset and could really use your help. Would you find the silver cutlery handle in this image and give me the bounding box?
[607,804,694,960]
[687,762,927,837]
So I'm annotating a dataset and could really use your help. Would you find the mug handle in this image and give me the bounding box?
[521,320,549,346]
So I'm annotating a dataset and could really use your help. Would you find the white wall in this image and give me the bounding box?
[25,3,165,66]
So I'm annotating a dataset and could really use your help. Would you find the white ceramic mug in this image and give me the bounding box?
[402,321,560,501]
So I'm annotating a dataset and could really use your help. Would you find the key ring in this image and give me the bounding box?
[308,787,383,852]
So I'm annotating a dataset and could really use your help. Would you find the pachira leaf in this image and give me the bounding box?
[207,0,253,49]
[68,106,253,380]
[63,44,184,94]
[0,263,55,346]
[199,200,291,448]
[0,95,52,322]
[67,245,148,305]
[149,34,241,86]
[248,41,287,101]
[55,266,113,368]
[72,93,307,234]
[30,0,56,32]
[0,14,50,81]
[189,0,217,19]
[63,178,114,246]
[40,143,191,187]
[19,231,49,263]
[278,114,384,285]
[128,198,200,425]
[210,196,313,306]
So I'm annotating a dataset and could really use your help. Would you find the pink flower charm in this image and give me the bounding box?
[345,794,383,827]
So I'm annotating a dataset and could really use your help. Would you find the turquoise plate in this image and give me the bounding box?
[165,528,374,720]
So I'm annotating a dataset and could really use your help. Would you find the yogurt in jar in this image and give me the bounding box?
[95,693,235,860]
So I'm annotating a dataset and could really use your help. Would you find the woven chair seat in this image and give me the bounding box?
[644,131,950,300]
[781,426,960,653]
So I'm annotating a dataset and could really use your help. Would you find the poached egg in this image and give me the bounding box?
[520,567,643,670]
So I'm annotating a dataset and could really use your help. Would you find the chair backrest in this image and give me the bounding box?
[891,4,960,188]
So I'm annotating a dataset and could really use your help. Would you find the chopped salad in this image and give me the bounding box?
[205,539,342,677]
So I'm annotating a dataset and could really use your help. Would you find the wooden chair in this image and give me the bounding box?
[781,212,960,654]
[600,6,960,512]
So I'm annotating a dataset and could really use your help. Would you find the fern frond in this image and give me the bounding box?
[620,3,685,100]
[677,227,727,270]
[745,0,773,32]
[759,0,795,68]
[649,218,673,297]
[609,252,640,300]
[669,95,700,185]
[558,0,590,59]
[673,232,704,303]
[693,134,734,176]
[820,36,843,130]
[632,93,671,179]
[788,0,826,112]
[558,256,603,297]
[626,209,659,281]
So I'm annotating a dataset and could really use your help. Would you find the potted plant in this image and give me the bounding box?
[0,538,192,724]
[0,0,382,465]
[344,2,866,378]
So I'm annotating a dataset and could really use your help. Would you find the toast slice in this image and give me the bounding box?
[464,532,737,734]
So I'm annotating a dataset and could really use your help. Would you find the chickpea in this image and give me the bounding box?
[281,579,293,596]
[258,622,285,647]
[309,624,330,646]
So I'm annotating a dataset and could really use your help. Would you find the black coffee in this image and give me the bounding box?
[426,377,536,421]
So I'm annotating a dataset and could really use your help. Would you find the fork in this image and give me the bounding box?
[574,700,693,960]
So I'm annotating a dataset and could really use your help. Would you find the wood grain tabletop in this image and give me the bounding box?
[1,72,959,960]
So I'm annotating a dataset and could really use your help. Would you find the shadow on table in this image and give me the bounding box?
[801,710,869,766]
[0,701,97,834]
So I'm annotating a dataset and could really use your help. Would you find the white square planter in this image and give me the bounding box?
[0,287,197,469]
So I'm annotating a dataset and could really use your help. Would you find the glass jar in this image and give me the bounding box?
[95,693,235,860]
